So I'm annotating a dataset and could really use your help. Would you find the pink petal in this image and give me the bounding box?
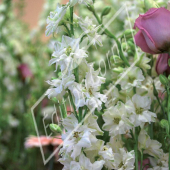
[134,30,156,54]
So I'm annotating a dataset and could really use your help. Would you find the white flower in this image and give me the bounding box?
[113,148,135,170]
[84,65,107,111]
[69,0,93,7]
[125,94,157,127]
[99,145,115,169]
[103,101,133,136]
[62,114,98,160]
[46,4,67,36]
[138,129,163,159]
[69,82,86,110]
[70,153,105,170]
[49,36,88,73]
[79,17,102,46]
[119,66,145,90]
[46,74,75,100]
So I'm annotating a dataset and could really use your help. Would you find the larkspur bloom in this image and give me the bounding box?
[138,129,163,159]
[61,114,100,160]
[103,101,133,136]
[79,17,102,46]
[119,66,145,90]
[46,74,75,100]
[70,153,105,170]
[125,94,157,127]
[46,3,67,36]
[49,36,88,73]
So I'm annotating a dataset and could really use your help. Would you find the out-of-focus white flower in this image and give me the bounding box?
[49,36,88,73]
[84,65,107,111]
[46,4,67,36]
[113,148,135,170]
[99,145,115,169]
[103,101,133,136]
[62,114,99,160]
[119,66,145,90]
[70,153,105,170]
[79,17,102,46]
[69,0,93,7]
[138,129,163,159]
[125,94,156,127]
[46,74,75,100]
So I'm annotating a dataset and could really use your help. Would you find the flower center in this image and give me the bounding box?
[73,131,80,138]
[136,108,143,115]
[102,146,108,151]
[114,118,120,124]
[65,46,72,56]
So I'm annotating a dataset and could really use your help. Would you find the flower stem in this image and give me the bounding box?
[140,150,143,170]
[60,99,67,118]
[91,6,130,67]
[167,88,170,169]
[68,90,79,120]
[134,128,139,170]
[70,7,74,36]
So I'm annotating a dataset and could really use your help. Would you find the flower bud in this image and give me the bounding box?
[50,124,62,133]
[87,4,94,12]
[160,119,169,134]
[159,74,169,86]
[144,0,159,11]
[101,6,111,17]
[113,67,124,73]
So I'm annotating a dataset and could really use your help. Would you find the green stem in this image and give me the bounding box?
[63,23,72,37]
[79,107,83,122]
[60,99,67,118]
[140,151,143,170]
[74,67,79,83]
[134,128,139,170]
[68,90,78,120]
[167,89,170,170]
[70,7,74,36]
[91,7,130,67]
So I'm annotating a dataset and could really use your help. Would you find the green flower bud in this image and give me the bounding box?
[87,4,94,12]
[160,119,169,134]
[101,6,111,17]
[144,0,159,11]
[159,74,169,86]
[121,42,128,51]
[50,124,62,133]
[113,67,124,73]
[110,55,123,65]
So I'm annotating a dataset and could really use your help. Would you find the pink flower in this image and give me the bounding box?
[156,53,170,75]
[24,136,62,149]
[17,64,33,81]
[134,8,170,54]
[138,158,150,170]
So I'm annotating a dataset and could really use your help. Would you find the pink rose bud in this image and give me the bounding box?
[134,8,170,54]
[17,63,33,81]
[156,53,170,75]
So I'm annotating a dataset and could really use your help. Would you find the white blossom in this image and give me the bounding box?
[49,36,88,73]
[46,3,67,36]
[69,0,93,7]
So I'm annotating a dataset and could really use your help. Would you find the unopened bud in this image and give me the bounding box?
[159,74,169,86]
[160,119,169,134]
[50,124,62,133]
[101,6,111,17]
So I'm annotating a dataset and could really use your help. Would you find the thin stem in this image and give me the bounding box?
[140,150,143,170]
[68,90,79,120]
[60,99,67,118]
[63,23,72,37]
[134,128,139,170]
[70,7,74,36]
[167,88,170,170]
[74,67,79,83]
[79,107,83,121]
[91,7,130,67]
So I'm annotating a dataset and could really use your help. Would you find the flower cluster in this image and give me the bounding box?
[45,0,170,170]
